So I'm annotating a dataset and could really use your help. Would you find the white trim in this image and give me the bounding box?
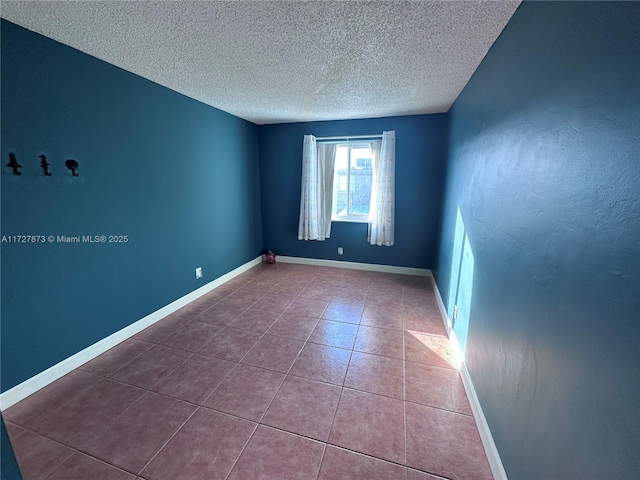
[458,362,508,480]
[430,275,465,367]
[331,214,370,224]
[0,256,263,411]
[276,255,430,276]
[429,276,508,480]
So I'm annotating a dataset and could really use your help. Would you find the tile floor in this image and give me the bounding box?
[4,263,493,480]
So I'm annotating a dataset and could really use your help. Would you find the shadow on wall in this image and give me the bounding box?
[447,207,475,359]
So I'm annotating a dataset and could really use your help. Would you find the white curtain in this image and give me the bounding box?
[318,143,336,238]
[298,135,336,241]
[368,130,395,246]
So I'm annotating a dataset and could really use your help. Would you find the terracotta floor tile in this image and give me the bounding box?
[320,275,345,284]
[354,325,404,359]
[404,314,447,337]
[4,421,24,441]
[360,306,404,330]
[403,299,440,315]
[204,365,285,421]
[227,425,324,480]
[45,453,136,480]
[8,266,493,480]
[141,408,256,480]
[321,302,364,324]
[369,278,402,290]
[289,343,351,385]
[266,314,319,341]
[8,426,74,480]
[262,376,341,441]
[83,392,196,473]
[109,345,192,390]
[173,298,213,320]
[404,332,457,369]
[153,354,236,404]
[406,403,492,480]
[225,289,265,306]
[134,315,186,344]
[366,295,403,310]
[404,307,440,321]
[284,298,329,318]
[33,379,146,449]
[407,468,444,479]
[249,293,289,306]
[158,321,223,352]
[329,389,405,465]
[308,320,359,349]
[240,335,304,373]
[80,339,153,377]
[318,446,407,480]
[3,370,101,428]
[198,286,234,305]
[257,293,298,308]
[236,278,274,292]
[332,290,368,306]
[403,299,437,312]
[405,361,472,415]
[299,283,339,301]
[228,306,282,334]
[196,302,247,326]
[198,327,262,362]
[344,351,404,400]
[270,281,308,296]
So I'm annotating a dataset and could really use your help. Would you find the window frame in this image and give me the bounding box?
[330,141,374,224]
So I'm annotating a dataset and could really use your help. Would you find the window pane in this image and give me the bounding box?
[349,146,372,215]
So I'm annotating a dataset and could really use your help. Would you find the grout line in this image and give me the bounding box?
[402,285,409,475]
[315,441,329,480]
[11,264,450,480]
[136,405,201,476]
[221,419,260,480]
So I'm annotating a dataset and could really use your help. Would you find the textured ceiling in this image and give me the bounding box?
[0,1,520,125]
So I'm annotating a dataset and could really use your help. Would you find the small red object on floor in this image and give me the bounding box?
[265,251,276,264]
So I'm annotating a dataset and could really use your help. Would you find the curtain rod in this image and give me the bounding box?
[315,134,383,141]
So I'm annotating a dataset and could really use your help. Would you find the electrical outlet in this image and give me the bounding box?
[453,304,458,322]
[195,267,203,279]
[337,247,344,255]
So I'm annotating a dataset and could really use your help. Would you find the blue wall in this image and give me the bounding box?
[259,115,448,268]
[1,416,22,480]
[1,417,22,479]
[435,2,640,478]
[1,20,263,392]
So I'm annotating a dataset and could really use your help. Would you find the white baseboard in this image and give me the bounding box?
[0,255,263,411]
[276,255,430,276]
[429,276,508,480]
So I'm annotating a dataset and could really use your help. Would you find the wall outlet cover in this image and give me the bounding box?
[195,267,203,279]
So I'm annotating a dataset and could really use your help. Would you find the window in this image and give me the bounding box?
[331,142,373,222]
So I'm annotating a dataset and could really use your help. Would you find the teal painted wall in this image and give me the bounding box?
[3,3,640,477]
[1,417,22,479]
[435,2,640,478]
[259,115,449,268]
[1,20,263,392]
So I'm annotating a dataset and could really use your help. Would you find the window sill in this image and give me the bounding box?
[331,216,370,224]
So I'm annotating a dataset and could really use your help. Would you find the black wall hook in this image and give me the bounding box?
[40,155,52,176]
[65,159,79,176]
[7,153,23,175]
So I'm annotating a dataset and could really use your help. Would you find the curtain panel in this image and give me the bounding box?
[298,135,336,241]
[368,130,395,246]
